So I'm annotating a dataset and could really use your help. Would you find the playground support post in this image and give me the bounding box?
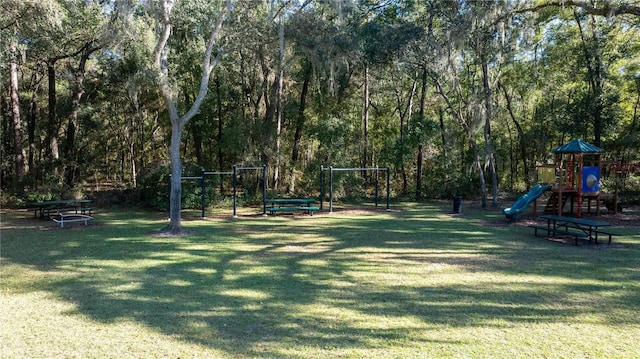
[386,167,390,210]
[262,164,267,216]
[320,165,325,211]
[232,165,237,218]
[201,172,205,218]
[330,167,334,213]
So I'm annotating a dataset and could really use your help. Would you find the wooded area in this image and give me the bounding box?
[2,1,639,220]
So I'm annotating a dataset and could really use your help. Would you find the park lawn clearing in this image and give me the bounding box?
[1,203,640,358]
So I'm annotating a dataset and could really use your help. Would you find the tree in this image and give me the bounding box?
[424,1,501,208]
[60,0,116,188]
[515,1,640,18]
[2,0,639,204]
[9,42,25,185]
[150,0,228,234]
[1,0,60,187]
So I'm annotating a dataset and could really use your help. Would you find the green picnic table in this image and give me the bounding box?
[29,199,93,220]
[530,214,616,245]
[266,198,319,216]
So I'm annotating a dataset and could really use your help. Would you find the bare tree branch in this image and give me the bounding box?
[181,0,229,124]
[514,0,640,17]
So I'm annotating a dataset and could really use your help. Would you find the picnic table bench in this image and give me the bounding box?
[28,199,94,220]
[530,214,616,245]
[52,213,94,228]
[266,198,319,216]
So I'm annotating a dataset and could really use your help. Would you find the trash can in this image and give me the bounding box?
[453,196,462,213]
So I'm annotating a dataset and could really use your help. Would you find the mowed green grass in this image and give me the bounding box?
[1,203,639,358]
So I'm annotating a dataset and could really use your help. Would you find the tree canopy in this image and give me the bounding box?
[2,0,639,215]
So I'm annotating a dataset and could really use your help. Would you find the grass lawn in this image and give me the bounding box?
[1,202,639,358]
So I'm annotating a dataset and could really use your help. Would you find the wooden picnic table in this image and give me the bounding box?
[29,199,93,220]
[532,214,614,245]
[265,198,319,215]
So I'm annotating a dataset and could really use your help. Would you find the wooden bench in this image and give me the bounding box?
[52,213,94,228]
[528,225,589,245]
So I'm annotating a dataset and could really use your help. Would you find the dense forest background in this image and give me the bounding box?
[2,0,639,211]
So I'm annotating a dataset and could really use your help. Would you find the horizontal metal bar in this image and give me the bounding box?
[181,176,203,180]
[236,166,264,170]
[203,171,233,175]
[325,167,388,171]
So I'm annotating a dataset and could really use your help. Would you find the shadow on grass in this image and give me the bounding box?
[2,204,640,356]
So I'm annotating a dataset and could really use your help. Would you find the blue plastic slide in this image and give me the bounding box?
[503,184,552,220]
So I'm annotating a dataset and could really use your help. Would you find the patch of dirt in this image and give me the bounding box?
[148,229,197,237]
[316,207,401,215]
[199,206,399,220]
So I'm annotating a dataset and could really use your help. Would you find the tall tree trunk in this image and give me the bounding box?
[154,0,227,234]
[260,49,278,170]
[64,42,98,189]
[438,107,447,158]
[192,121,204,166]
[362,65,370,180]
[28,72,41,179]
[216,75,224,192]
[168,122,184,230]
[46,61,60,164]
[437,107,447,192]
[575,12,604,147]
[292,61,311,163]
[10,47,25,184]
[632,79,640,131]
[499,80,529,189]
[394,72,417,195]
[129,128,137,188]
[430,71,487,208]
[289,61,312,193]
[416,67,428,200]
[480,52,498,208]
[46,45,93,178]
[274,17,285,190]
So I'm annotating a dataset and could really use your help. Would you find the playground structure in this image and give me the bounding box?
[546,139,604,218]
[170,164,267,218]
[503,183,552,220]
[504,139,640,219]
[174,164,391,217]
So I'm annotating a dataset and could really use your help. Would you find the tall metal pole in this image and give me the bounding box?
[386,167,390,210]
[262,164,267,216]
[329,167,334,213]
[201,170,206,219]
[375,166,379,208]
[232,165,237,218]
[320,166,324,211]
